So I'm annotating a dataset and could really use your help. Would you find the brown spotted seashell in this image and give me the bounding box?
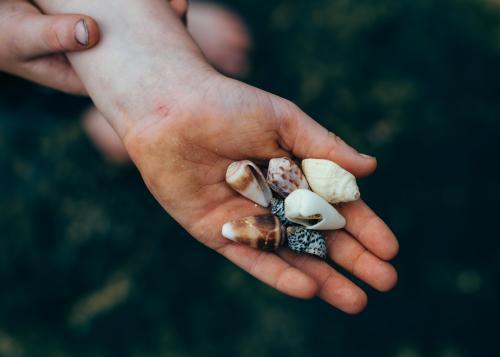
[222,214,286,251]
[226,160,273,207]
[266,157,309,198]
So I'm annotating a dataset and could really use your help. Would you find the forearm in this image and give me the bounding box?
[34,0,212,137]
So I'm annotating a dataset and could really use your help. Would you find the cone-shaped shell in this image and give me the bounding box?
[266,157,309,197]
[226,160,272,207]
[302,159,360,204]
[222,214,286,251]
[284,189,346,230]
[286,226,327,259]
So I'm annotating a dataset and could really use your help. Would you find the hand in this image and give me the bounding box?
[31,0,397,313]
[0,0,99,94]
[123,73,399,314]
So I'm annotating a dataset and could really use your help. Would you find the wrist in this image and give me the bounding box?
[108,60,218,141]
[33,0,214,137]
[120,68,222,154]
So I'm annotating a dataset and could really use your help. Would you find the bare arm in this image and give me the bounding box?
[34,0,210,136]
[34,0,398,313]
[0,0,100,94]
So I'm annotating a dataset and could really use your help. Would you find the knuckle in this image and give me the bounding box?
[274,99,302,148]
[358,215,378,245]
[318,272,334,293]
[248,251,267,276]
[6,14,35,58]
[327,131,345,148]
[42,21,66,51]
[277,111,296,132]
[273,97,300,121]
[350,248,368,276]
[282,99,301,116]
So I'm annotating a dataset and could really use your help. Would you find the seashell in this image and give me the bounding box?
[222,214,286,251]
[284,189,346,230]
[266,157,309,197]
[287,226,327,259]
[270,197,294,227]
[301,159,360,204]
[226,160,272,207]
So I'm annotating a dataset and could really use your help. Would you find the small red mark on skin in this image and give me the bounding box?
[156,105,170,117]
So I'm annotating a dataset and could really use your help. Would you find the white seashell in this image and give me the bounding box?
[222,214,286,251]
[266,157,309,197]
[284,189,346,230]
[226,160,272,207]
[302,159,360,204]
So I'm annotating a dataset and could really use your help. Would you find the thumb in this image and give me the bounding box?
[14,14,100,59]
[276,102,377,178]
[25,55,88,95]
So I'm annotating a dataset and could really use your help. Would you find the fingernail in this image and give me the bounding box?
[75,19,89,46]
[360,153,375,159]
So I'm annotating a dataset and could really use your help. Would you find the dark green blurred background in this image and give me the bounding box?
[1,0,499,355]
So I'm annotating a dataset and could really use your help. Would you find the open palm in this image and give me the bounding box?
[124,75,399,314]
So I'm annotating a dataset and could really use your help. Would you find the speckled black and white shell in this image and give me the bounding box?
[270,198,294,227]
[271,198,327,258]
[286,226,327,259]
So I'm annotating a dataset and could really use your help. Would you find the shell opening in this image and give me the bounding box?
[296,214,323,227]
[249,164,268,193]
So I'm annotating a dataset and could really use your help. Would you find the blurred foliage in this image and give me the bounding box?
[1,0,500,356]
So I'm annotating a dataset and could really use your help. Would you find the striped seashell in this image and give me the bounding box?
[226,160,272,207]
[222,214,286,251]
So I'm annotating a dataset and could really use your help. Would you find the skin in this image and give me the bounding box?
[0,0,100,94]
[82,1,251,163]
[34,0,399,314]
[0,0,186,94]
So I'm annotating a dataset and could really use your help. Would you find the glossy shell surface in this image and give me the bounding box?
[284,189,346,230]
[287,226,327,259]
[222,214,285,251]
[226,160,272,207]
[267,157,309,197]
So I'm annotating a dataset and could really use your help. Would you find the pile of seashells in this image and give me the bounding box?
[222,158,360,259]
